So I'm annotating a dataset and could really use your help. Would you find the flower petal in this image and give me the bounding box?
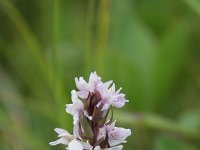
[75,77,89,91]
[77,91,89,99]
[68,139,83,150]
[49,137,69,146]
[89,72,101,91]
[54,128,70,136]
[108,127,131,146]
[112,94,128,108]
[79,141,93,149]
[66,96,84,116]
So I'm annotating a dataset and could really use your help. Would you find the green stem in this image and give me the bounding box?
[84,0,111,75]
[53,0,66,127]
[95,0,111,75]
[84,0,95,74]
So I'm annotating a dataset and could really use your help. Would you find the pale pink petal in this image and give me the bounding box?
[110,84,116,93]
[88,72,102,91]
[112,94,128,108]
[97,126,106,141]
[94,146,101,150]
[49,137,69,146]
[108,127,131,147]
[75,77,89,91]
[66,98,84,116]
[54,128,70,136]
[103,81,113,90]
[79,141,93,149]
[73,123,80,138]
[68,139,83,150]
[77,91,89,99]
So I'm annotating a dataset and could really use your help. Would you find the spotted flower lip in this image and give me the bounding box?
[50,72,131,150]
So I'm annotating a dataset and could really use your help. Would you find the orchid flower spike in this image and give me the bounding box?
[50,72,131,150]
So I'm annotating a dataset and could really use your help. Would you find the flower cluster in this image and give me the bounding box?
[49,72,131,150]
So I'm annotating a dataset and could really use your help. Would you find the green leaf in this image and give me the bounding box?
[185,0,200,17]
[154,21,190,109]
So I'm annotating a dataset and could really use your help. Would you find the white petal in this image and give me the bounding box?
[71,90,81,103]
[112,98,126,108]
[105,120,116,133]
[54,128,70,136]
[66,104,76,115]
[73,123,80,138]
[68,139,83,150]
[75,77,89,91]
[71,90,77,102]
[79,141,93,149]
[101,103,110,111]
[66,98,84,116]
[73,113,79,125]
[112,94,128,108]
[66,103,82,125]
[49,137,69,146]
[97,126,106,141]
[89,72,101,91]
[109,84,115,93]
[108,127,131,146]
[103,81,113,90]
[94,146,101,150]
[77,91,89,99]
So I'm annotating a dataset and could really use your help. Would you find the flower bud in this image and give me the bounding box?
[79,114,94,139]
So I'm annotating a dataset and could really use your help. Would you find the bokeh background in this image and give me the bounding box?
[1,0,200,149]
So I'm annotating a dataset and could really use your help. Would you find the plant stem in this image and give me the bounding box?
[84,0,111,75]
[84,0,95,74]
[95,0,111,75]
[53,0,66,127]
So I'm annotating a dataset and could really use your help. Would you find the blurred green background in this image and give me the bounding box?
[1,0,200,149]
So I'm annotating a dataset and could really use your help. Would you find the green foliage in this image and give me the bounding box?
[0,0,200,149]
[155,136,198,150]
